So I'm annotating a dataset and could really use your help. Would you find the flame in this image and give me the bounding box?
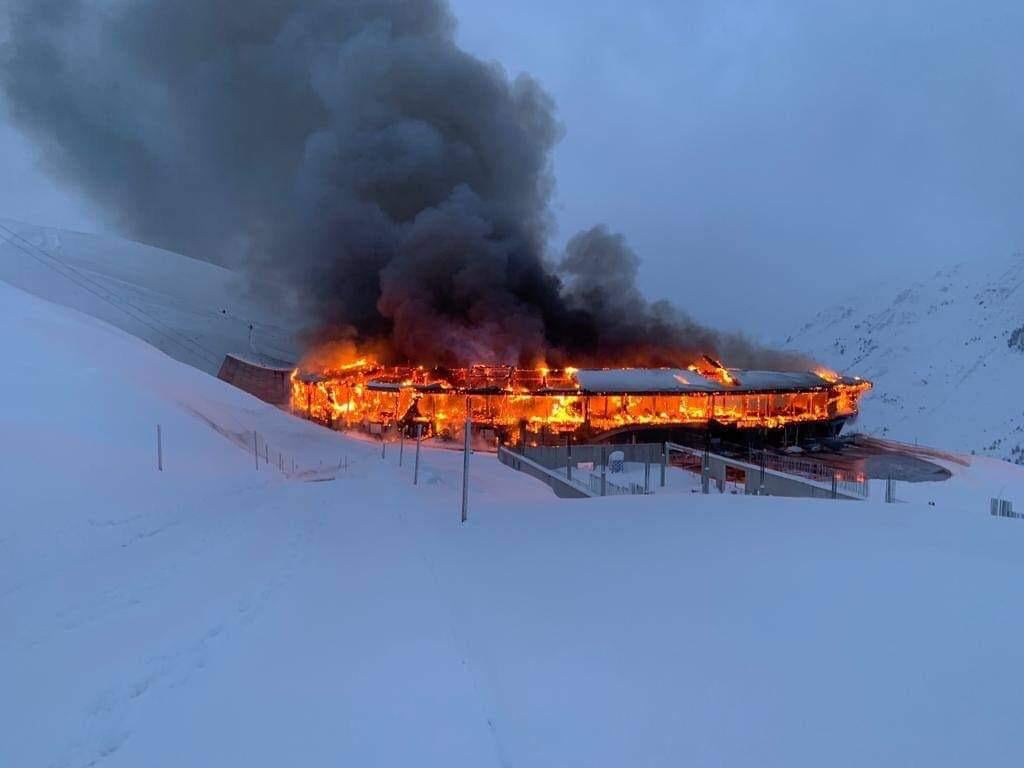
[687,358,738,386]
[289,354,872,445]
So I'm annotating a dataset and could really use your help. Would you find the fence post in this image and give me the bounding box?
[831,472,838,499]
[566,436,573,482]
[399,430,405,467]
[254,432,259,471]
[381,435,386,460]
[644,446,651,494]
[600,445,607,497]
[414,423,423,485]
[264,443,269,465]
[156,424,163,472]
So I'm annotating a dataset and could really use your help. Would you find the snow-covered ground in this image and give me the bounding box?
[784,252,1024,461]
[0,218,301,372]
[4,265,1024,764]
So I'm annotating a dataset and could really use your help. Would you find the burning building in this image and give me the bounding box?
[9,0,872,446]
[289,355,871,447]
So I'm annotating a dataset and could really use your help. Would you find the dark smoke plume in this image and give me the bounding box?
[2,0,811,371]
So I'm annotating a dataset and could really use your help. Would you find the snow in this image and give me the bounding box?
[223,351,296,371]
[784,253,1024,460]
[0,218,301,373]
[3,272,1024,765]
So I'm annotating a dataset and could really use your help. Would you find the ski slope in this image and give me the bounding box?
[784,252,1024,461]
[0,218,301,372]
[3,271,1024,765]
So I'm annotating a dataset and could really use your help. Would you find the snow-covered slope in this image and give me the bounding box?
[3,277,1024,765]
[0,219,300,372]
[784,253,1024,461]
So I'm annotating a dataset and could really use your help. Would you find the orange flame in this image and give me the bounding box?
[289,354,872,445]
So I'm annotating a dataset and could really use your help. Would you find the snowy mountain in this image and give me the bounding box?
[0,219,301,372]
[784,253,1024,462]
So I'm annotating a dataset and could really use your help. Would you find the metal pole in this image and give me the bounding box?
[660,442,667,487]
[264,443,269,465]
[157,424,163,472]
[600,445,607,497]
[461,409,471,523]
[254,432,259,471]
[399,430,405,467]
[381,434,386,460]
[414,423,423,486]
[566,435,572,482]
[644,447,651,494]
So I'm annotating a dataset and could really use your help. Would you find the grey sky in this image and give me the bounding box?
[2,1,1022,336]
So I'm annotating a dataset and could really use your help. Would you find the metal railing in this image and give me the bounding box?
[748,449,870,499]
[505,440,871,501]
[520,442,664,497]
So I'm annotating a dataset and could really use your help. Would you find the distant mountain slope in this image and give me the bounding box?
[0,219,300,372]
[784,253,1024,460]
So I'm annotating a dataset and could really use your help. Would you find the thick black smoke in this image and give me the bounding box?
[2,0,810,370]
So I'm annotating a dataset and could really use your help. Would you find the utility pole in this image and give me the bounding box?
[461,399,471,523]
[414,423,423,486]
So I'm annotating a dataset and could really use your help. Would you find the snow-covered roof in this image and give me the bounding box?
[224,352,296,372]
[574,368,838,394]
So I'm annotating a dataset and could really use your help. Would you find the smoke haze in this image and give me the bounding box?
[1,0,809,370]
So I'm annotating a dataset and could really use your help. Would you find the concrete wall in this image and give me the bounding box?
[502,441,865,502]
[217,353,293,406]
[498,448,591,499]
[700,452,859,500]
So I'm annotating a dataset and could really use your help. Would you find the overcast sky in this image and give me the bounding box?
[2,1,1022,335]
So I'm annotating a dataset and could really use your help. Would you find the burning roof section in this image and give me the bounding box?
[290,358,872,439]
[298,365,863,396]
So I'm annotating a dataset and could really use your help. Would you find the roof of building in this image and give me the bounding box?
[573,368,844,394]
[224,352,296,373]
[349,367,863,396]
